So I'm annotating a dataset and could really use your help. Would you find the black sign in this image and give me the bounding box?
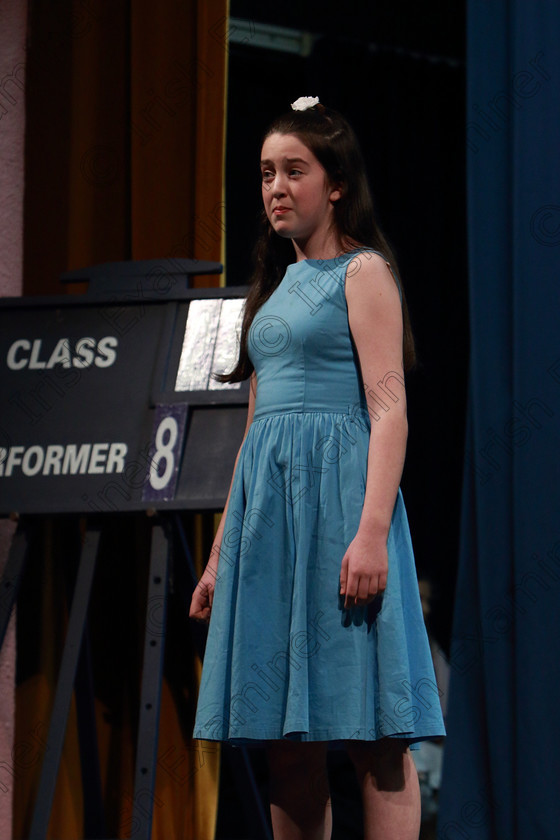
[0,263,249,514]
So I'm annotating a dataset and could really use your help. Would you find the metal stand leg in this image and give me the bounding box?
[226,746,273,840]
[130,523,169,840]
[75,624,106,838]
[29,528,101,840]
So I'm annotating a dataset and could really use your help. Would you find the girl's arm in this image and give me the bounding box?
[189,371,258,621]
[341,253,408,609]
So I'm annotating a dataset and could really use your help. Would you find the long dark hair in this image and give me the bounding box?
[219,104,416,382]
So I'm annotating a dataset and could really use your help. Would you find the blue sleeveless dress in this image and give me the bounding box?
[193,250,446,747]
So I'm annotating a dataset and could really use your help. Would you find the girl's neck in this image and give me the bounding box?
[291,231,344,262]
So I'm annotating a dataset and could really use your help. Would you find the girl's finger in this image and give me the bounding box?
[344,576,357,609]
[357,576,370,603]
[340,555,349,594]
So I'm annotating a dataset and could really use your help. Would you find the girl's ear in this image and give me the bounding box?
[329,180,344,203]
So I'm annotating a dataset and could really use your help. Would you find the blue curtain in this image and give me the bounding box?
[438,3,560,839]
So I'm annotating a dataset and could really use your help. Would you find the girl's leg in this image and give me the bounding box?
[266,741,332,840]
[346,739,421,840]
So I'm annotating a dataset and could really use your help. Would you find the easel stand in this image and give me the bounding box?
[0,514,272,840]
[0,516,169,839]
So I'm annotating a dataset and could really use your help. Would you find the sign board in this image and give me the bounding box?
[0,262,249,514]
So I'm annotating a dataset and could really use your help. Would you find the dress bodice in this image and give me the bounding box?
[248,252,371,419]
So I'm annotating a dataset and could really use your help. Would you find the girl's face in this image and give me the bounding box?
[260,132,341,256]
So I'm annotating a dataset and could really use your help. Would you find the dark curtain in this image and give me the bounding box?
[23,0,228,294]
[438,3,560,838]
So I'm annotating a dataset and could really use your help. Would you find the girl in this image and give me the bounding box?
[190,98,446,840]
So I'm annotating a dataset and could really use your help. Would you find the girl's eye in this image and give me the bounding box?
[289,169,303,177]
[261,170,274,181]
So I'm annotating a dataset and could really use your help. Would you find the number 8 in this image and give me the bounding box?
[149,416,178,490]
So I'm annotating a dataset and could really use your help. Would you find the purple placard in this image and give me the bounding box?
[142,404,189,503]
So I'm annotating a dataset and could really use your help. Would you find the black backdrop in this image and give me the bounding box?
[225,3,467,657]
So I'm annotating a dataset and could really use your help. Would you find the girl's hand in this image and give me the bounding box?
[189,559,219,623]
[339,532,388,609]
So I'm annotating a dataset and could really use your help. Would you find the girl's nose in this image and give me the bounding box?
[271,174,287,196]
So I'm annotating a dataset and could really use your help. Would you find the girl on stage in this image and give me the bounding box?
[190,97,445,840]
